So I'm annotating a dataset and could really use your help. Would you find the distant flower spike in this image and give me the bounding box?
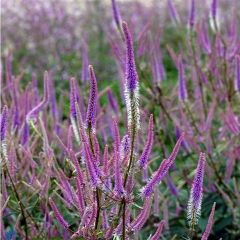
[111,0,122,30]
[188,0,195,29]
[138,114,154,168]
[167,0,180,24]
[178,56,188,102]
[26,71,49,123]
[0,105,8,161]
[235,55,240,92]
[211,0,217,20]
[187,152,206,227]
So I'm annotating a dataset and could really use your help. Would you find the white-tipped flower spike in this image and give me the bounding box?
[122,21,140,136]
[0,105,8,161]
[70,77,80,144]
[201,202,216,240]
[26,71,49,123]
[187,152,206,227]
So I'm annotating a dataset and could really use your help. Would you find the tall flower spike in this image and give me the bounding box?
[141,133,184,198]
[149,220,166,240]
[113,118,124,196]
[201,202,216,240]
[235,55,240,92]
[122,21,140,134]
[188,0,195,29]
[187,152,206,227]
[130,197,153,231]
[138,114,154,168]
[49,198,69,229]
[26,71,49,123]
[86,65,98,132]
[178,55,188,102]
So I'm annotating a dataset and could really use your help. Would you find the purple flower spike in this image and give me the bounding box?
[86,65,98,132]
[201,202,216,240]
[130,197,152,231]
[211,0,217,20]
[122,21,140,133]
[235,55,240,92]
[120,134,130,160]
[107,89,119,114]
[83,141,99,187]
[122,21,138,91]
[113,118,124,196]
[188,0,195,29]
[139,114,154,168]
[26,71,49,123]
[167,0,180,24]
[111,0,121,30]
[141,134,184,198]
[178,56,188,102]
[0,105,8,141]
[187,152,206,226]
[149,220,166,240]
[49,198,69,229]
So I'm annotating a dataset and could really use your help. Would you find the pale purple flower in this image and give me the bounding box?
[107,89,119,114]
[235,55,240,92]
[188,0,195,29]
[149,220,166,240]
[178,55,188,102]
[138,114,154,168]
[113,118,124,196]
[111,0,121,30]
[167,0,180,24]
[26,71,49,123]
[0,105,8,141]
[49,198,69,229]
[141,133,184,198]
[201,202,216,240]
[130,197,152,231]
[211,0,217,20]
[120,134,130,160]
[187,152,206,226]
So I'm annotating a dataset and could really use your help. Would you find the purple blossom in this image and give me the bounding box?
[211,0,217,20]
[111,0,121,30]
[187,152,206,226]
[138,114,154,168]
[167,0,180,24]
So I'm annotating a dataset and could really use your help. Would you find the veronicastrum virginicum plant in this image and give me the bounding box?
[1,0,240,239]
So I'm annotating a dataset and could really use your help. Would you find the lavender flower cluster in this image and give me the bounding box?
[1,0,240,239]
